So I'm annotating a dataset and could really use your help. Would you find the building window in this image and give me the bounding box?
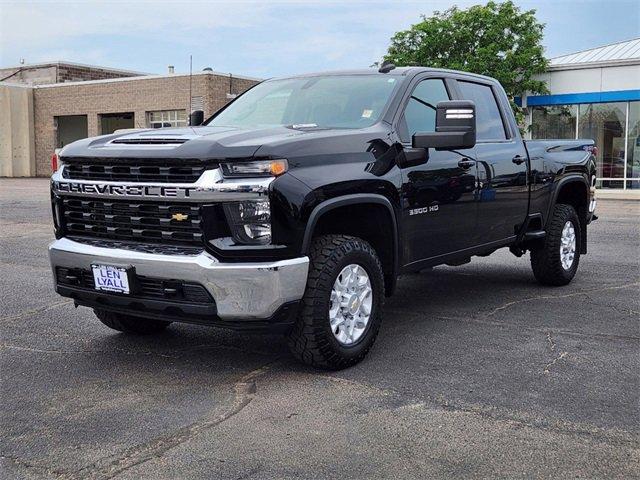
[578,103,627,188]
[55,115,88,148]
[531,105,577,140]
[100,112,134,135]
[146,110,187,128]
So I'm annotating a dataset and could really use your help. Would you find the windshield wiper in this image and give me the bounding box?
[289,123,321,130]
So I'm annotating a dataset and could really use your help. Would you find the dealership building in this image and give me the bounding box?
[0,62,259,177]
[523,37,640,192]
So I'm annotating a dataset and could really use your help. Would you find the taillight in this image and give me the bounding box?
[51,153,58,172]
[584,145,598,157]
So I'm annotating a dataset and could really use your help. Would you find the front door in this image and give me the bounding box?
[456,80,529,243]
[397,77,479,266]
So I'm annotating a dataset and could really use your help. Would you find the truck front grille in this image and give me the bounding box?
[60,197,203,246]
[55,267,213,304]
[62,158,213,183]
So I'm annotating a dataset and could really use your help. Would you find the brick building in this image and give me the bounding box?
[0,61,145,86]
[0,62,260,177]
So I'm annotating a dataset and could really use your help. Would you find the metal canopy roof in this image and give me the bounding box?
[549,38,640,69]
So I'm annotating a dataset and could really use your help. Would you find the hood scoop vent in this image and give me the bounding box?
[111,137,189,145]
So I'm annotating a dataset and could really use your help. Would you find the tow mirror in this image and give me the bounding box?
[412,100,476,150]
[189,110,204,126]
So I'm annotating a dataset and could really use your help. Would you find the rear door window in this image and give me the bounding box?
[458,81,507,141]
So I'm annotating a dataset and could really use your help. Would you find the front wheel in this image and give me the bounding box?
[530,204,581,286]
[287,235,385,370]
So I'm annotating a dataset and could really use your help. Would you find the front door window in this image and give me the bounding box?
[399,79,450,142]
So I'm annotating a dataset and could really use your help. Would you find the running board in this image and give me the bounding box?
[522,230,546,241]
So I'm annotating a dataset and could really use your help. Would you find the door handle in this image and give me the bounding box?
[457,158,476,169]
[512,155,526,165]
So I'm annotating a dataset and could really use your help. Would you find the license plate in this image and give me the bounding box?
[92,264,130,294]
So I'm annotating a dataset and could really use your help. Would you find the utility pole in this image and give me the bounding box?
[189,55,193,114]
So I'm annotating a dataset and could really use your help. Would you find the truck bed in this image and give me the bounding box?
[524,139,596,164]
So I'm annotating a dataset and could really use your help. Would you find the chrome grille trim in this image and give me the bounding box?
[52,168,273,202]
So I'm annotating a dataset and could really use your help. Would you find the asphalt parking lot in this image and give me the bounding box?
[1,178,639,479]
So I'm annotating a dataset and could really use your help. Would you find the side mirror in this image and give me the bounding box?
[189,110,204,126]
[412,100,476,150]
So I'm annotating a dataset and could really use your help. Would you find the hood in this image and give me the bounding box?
[60,125,311,160]
[59,124,390,165]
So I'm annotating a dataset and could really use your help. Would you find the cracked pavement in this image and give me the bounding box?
[1,178,639,479]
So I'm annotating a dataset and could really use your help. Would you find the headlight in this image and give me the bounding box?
[220,159,288,178]
[223,200,271,245]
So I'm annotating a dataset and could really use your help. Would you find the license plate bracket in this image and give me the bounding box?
[91,264,131,294]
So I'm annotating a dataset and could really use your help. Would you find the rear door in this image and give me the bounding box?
[456,79,529,244]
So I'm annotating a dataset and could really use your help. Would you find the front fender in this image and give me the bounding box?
[301,193,399,256]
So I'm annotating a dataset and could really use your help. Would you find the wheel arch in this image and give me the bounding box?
[548,175,590,254]
[301,194,399,296]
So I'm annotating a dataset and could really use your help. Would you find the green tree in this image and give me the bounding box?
[384,1,549,124]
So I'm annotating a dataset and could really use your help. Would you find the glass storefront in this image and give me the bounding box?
[627,102,640,189]
[531,105,577,139]
[531,101,639,189]
[578,103,626,187]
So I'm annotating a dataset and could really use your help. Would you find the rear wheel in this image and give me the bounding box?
[530,204,581,286]
[287,234,384,370]
[94,309,171,334]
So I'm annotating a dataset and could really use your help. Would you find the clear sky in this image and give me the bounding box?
[1,0,638,78]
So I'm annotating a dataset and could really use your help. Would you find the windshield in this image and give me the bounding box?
[205,74,401,129]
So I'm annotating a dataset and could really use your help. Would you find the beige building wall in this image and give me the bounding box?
[33,72,258,176]
[0,84,36,177]
[534,64,640,95]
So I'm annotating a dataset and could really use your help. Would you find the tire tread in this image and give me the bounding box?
[287,234,384,370]
[530,204,581,286]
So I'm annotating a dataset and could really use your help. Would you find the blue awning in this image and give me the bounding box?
[521,89,640,106]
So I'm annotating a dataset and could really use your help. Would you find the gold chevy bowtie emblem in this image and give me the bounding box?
[171,213,189,222]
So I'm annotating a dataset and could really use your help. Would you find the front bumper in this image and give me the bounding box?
[49,238,309,323]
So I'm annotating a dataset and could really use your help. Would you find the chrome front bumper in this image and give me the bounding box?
[49,238,309,320]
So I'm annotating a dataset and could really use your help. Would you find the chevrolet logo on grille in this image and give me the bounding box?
[171,213,189,222]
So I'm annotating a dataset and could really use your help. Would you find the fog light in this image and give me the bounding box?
[223,200,272,245]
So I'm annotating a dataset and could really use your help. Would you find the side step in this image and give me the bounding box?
[446,257,471,266]
[522,230,545,241]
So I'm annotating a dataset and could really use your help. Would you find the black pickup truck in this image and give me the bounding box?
[49,66,597,369]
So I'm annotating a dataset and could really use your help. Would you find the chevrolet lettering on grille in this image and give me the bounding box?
[53,181,195,198]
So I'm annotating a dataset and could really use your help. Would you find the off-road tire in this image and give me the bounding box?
[287,234,385,370]
[530,204,581,286]
[94,309,171,334]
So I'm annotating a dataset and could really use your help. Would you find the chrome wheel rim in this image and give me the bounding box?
[329,264,373,346]
[560,221,576,270]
